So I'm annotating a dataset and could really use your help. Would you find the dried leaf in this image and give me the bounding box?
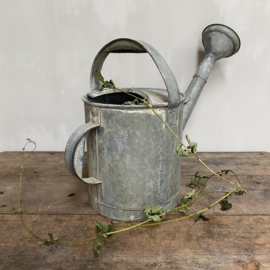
[93,232,103,253]
[186,178,197,188]
[123,99,143,105]
[95,70,115,90]
[144,205,163,222]
[103,80,115,89]
[176,144,189,157]
[43,238,51,245]
[48,233,53,240]
[99,81,104,90]
[178,198,190,213]
[186,135,197,154]
[96,220,115,233]
[219,195,232,211]
[234,187,247,196]
[195,172,209,179]
[151,215,162,222]
[43,234,54,245]
[93,220,115,253]
[99,80,115,90]
[184,189,195,199]
[95,70,104,83]
[194,213,210,223]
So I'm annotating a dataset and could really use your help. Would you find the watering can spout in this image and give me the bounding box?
[183,24,240,129]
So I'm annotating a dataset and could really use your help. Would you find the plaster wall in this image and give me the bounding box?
[0,0,269,151]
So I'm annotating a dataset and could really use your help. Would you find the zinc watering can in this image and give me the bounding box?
[65,24,240,221]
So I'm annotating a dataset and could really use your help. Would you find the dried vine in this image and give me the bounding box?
[17,72,246,252]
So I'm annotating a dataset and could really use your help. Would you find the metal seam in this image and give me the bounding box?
[88,190,180,211]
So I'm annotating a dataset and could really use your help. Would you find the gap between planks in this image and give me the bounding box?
[1,213,270,216]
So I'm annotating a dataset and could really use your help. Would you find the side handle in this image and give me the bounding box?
[65,122,101,184]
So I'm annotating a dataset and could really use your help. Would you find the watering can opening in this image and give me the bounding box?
[87,90,146,106]
[84,87,178,109]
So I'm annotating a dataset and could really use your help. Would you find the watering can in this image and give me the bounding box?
[65,24,240,221]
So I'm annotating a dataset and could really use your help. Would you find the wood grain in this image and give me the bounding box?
[0,214,269,270]
[0,151,270,269]
[0,151,269,177]
[0,174,269,216]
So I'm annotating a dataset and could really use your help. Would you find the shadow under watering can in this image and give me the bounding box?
[64,24,240,221]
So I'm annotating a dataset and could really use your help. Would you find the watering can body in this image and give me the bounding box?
[81,89,184,221]
[65,24,240,221]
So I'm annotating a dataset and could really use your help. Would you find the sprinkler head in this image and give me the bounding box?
[202,24,241,59]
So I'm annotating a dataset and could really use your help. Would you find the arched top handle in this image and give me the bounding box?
[89,38,181,125]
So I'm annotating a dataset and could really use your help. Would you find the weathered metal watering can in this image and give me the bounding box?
[65,24,240,221]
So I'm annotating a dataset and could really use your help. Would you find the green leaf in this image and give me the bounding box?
[176,144,189,157]
[195,171,209,179]
[95,70,115,90]
[235,187,247,196]
[96,220,115,233]
[178,208,189,213]
[99,81,104,90]
[219,195,232,211]
[99,80,115,90]
[178,199,190,213]
[42,233,54,245]
[43,238,52,245]
[179,199,185,206]
[177,189,195,213]
[186,135,197,154]
[186,178,197,188]
[200,215,210,221]
[177,198,190,213]
[103,80,115,89]
[93,220,115,253]
[194,215,200,223]
[93,232,103,253]
[144,205,163,222]
[95,70,104,83]
[151,215,162,222]
[123,98,143,105]
[184,189,195,199]
[194,213,210,223]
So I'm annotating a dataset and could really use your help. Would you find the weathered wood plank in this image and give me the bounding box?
[0,152,270,269]
[179,174,270,216]
[0,175,96,215]
[1,152,270,177]
[0,152,81,177]
[180,152,270,175]
[0,174,269,216]
[0,214,269,269]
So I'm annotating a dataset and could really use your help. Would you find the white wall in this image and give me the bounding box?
[0,0,269,152]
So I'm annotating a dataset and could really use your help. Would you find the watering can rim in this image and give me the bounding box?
[83,88,186,109]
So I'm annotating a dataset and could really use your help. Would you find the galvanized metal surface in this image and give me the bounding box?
[64,24,240,221]
[89,38,181,126]
[182,24,241,128]
[84,94,183,220]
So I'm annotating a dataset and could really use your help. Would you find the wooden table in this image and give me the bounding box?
[0,151,269,269]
